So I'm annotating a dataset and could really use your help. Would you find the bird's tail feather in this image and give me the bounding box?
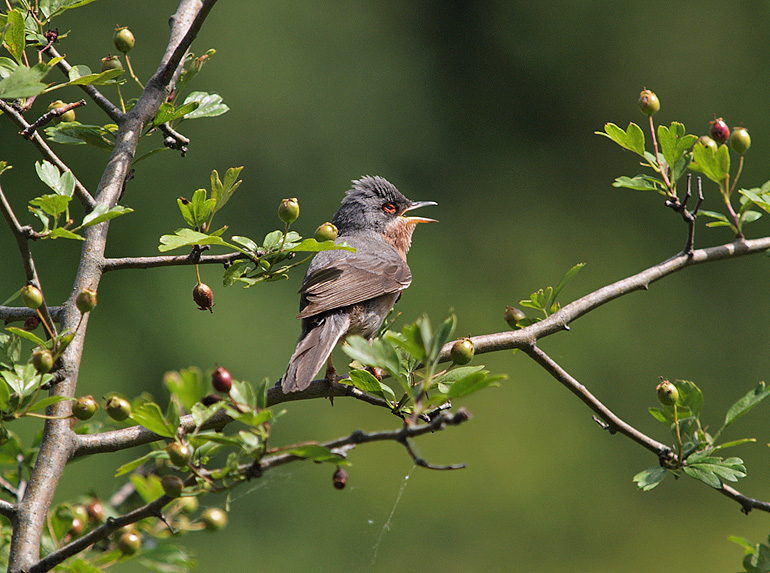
[281,312,349,393]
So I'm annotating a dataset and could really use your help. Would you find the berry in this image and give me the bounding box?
[85,499,105,523]
[504,306,525,329]
[637,89,660,116]
[211,366,232,394]
[710,117,730,144]
[193,283,214,312]
[730,128,751,155]
[332,467,347,490]
[117,531,141,555]
[166,442,191,467]
[200,507,228,531]
[696,135,718,154]
[47,100,75,123]
[67,517,84,537]
[178,495,199,514]
[113,27,135,53]
[100,55,123,72]
[278,198,300,224]
[450,338,475,365]
[72,395,99,420]
[30,348,54,373]
[20,285,43,310]
[23,315,41,331]
[314,222,338,242]
[75,288,97,313]
[104,396,131,421]
[161,475,185,498]
[656,380,679,406]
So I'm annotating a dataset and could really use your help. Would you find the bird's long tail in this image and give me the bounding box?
[281,312,350,393]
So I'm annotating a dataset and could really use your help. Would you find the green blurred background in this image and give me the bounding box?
[4,1,770,570]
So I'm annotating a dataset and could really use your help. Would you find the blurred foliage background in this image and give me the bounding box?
[4,1,770,570]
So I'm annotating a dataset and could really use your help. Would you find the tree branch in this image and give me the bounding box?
[101,252,241,273]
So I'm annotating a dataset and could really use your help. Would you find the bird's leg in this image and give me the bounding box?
[324,357,337,406]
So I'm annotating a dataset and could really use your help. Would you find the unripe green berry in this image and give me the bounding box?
[278,197,300,224]
[730,128,751,155]
[638,89,660,116]
[47,100,75,123]
[314,222,338,242]
[104,396,131,421]
[72,395,99,420]
[161,475,185,498]
[166,442,191,467]
[450,337,474,365]
[100,55,123,72]
[117,531,141,555]
[504,306,525,329]
[20,285,43,310]
[696,135,718,154]
[656,380,679,406]
[200,507,228,531]
[30,348,54,373]
[113,27,135,53]
[75,288,97,313]
[178,495,199,514]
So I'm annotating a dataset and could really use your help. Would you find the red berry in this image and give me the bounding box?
[193,283,214,312]
[710,117,730,144]
[211,366,232,394]
[332,467,347,489]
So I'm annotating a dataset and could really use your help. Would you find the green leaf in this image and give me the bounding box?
[5,326,47,347]
[719,382,770,436]
[0,374,10,409]
[231,235,258,253]
[689,142,730,184]
[129,402,176,438]
[47,228,83,240]
[35,160,61,192]
[29,193,71,219]
[39,0,104,19]
[165,368,207,411]
[446,371,504,399]
[114,450,166,477]
[130,473,164,504]
[657,122,697,170]
[612,175,665,193]
[284,444,346,464]
[65,67,123,86]
[633,467,667,491]
[79,204,133,228]
[740,189,770,216]
[44,122,115,149]
[182,91,229,119]
[342,335,401,378]
[152,100,200,127]
[597,122,646,157]
[3,9,25,64]
[26,395,70,412]
[673,379,703,418]
[345,369,396,402]
[210,166,242,215]
[138,543,197,573]
[551,263,585,306]
[0,63,50,99]
[0,57,17,80]
[158,228,229,252]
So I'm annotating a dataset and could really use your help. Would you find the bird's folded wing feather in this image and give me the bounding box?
[297,249,411,319]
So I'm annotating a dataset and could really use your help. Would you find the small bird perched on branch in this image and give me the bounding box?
[281,176,437,393]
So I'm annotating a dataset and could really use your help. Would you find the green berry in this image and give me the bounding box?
[72,395,99,420]
[20,285,43,310]
[730,128,751,155]
[47,100,75,123]
[696,135,718,154]
[200,507,228,531]
[450,338,474,365]
[638,89,660,116]
[100,55,123,72]
[113,27,135,53]
[656,380,679,406]
[75,288,97,313]
[166,442,191,467]
[31,348,54,373]
[504,306,525,329]
[178,495,199,514]
[161,475,185,498]
[314,222,338,242]
[278,198,300,224]
[104,396,131,421]
[117,531,141,555]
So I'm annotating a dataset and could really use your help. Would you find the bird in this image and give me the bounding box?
[281,175,436,393]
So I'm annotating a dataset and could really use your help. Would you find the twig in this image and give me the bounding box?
[101,252,241,272]
[20,100,86,139]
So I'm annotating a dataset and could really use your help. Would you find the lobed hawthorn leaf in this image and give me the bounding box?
[0,63,50,99]
[183,91,229,119]
[657,122,697,171]
[210,166,242,215]
[129,402,176,438]
[612,175,665,194]
[345,369,396,403]
[596,122,646,157]
[158,228,229,252]
[633,467,667,491]
[3,9,25,65]
[29,193,71,219]
[689,142,730,184]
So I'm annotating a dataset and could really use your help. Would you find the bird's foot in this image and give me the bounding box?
[324,360,337,406]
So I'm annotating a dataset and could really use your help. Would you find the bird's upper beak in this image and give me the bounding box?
[401,200,438,224]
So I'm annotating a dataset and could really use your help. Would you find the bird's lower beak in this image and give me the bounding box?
[401,200,438,224]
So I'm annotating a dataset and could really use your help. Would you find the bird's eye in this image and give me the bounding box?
[382,202,397,214]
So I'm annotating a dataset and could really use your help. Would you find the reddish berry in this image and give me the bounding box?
[211,366,232,394]
[333,467,347,489]
[637,89,660,116]
[23,315,41,331]
[85,499,105,523]
[193,283,214,312]
[710,117,730,144]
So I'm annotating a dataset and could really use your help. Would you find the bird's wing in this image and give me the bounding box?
[297,244,411,319]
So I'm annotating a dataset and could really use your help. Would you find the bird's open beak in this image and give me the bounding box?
[401,200,438,224]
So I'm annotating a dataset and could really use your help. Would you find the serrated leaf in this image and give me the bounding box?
[182,91,229,119]
[210,166,242,214]
[657,122,697,170]
[682,464,722,488]
[633,467,667,491]
[0,63,49,99]
[158,228,229,252]
[690,142,730,184]
[29,193,71,219]
[3,9,25,64]
[129,402,176,438]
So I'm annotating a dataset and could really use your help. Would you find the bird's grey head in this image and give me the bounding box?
[332,176,435,236]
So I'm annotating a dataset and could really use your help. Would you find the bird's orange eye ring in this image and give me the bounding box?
[382,202,397,214]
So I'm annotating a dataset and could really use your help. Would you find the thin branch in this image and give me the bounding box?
[101,252,241,272]
[0,306,63,324]
[719,483,770,515]
[20,100,86,139]
[0,499,16,520]
[0,99,96,210]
